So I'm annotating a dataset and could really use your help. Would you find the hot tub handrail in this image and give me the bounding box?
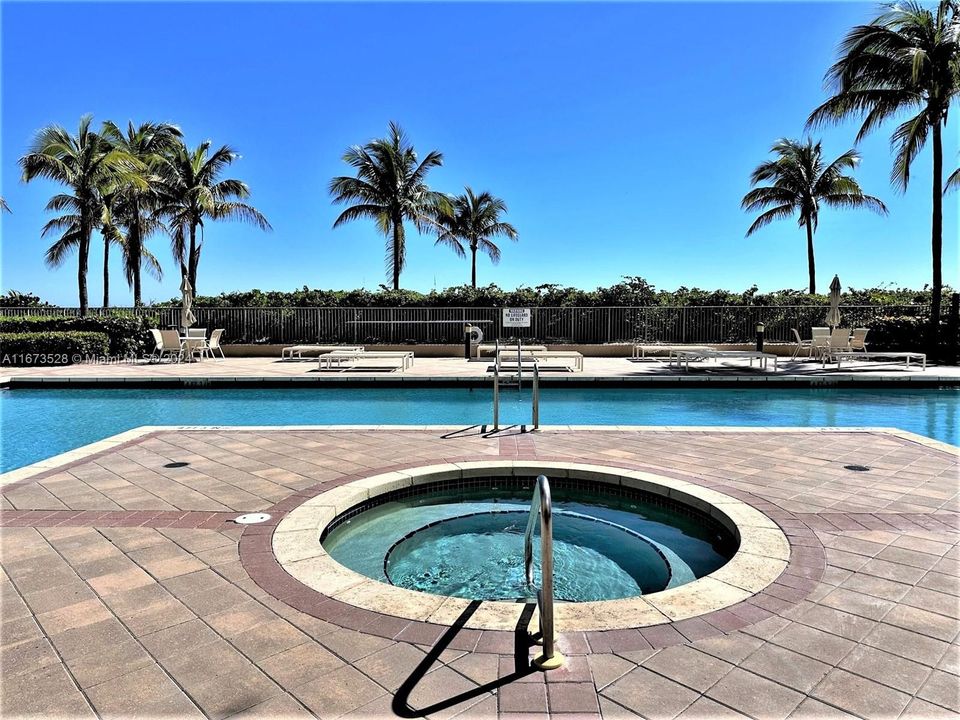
[523,474,563,669]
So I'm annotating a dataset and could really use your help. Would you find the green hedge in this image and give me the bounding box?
[862,315,932,352]
[0,332,111,365]
[0,314,154,356]
[166,279,950,309]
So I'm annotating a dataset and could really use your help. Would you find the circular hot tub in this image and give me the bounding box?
[273,461,790,631]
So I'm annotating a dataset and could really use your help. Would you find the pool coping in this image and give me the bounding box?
[2,373,958,389]
[270,461,790,632]
[2,424,956,487]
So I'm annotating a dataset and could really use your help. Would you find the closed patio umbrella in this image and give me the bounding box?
[826,275,842,328]
[180,276,197,330]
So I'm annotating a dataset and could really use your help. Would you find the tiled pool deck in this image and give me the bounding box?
[3,355,960,385]
[1,426,957,719]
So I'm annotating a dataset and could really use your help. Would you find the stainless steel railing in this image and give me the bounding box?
[524,474,563,669]
[491,340,540,432]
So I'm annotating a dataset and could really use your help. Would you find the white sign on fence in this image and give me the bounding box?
[502,308,532,327]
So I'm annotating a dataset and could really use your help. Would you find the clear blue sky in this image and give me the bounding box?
[1,1,957,305]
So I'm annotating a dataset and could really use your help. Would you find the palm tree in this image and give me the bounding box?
[742,138,887,294]
[329,122,448,290]
[807,0,958,349]
[102,121,182,307]
[155,139,271,293]
[435,187,518,288]
[19,115,135,314]
[0,197,9,212]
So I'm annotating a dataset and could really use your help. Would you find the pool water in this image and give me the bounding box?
[1,386,957,471]
[322,485,734,602]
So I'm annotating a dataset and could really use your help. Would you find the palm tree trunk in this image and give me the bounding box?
[130,225,142,308]
[78,213,90,316]
[930,120,943,356]
[471,246,477,289]
[391,220,403,291]
[805,221,816,295]
[102,233,110,308]
[188,223,199,294]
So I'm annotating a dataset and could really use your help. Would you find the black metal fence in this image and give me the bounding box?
[0,304,933,345]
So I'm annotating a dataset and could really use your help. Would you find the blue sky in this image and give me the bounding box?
[1,1,957,305]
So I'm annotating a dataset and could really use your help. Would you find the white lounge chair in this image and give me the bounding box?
[281,345,364,360]
[669,349,778,372]
[528,349,584,372]
[318,350,414,372]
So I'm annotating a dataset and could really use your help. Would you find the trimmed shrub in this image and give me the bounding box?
[0,332,111,365]
[862,315,932,352]
[0,314,155,356]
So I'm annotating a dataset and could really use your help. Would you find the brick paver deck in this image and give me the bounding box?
[2,428,957,719]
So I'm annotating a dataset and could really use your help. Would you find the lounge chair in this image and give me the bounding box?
[281,345,364,360]
[318,350,414,372]
[668,349,778,372]
[527,349,584,372]
[150,329,182,362]
[791,329,813,359]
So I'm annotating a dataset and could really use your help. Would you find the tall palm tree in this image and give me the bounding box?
[155,139,271,293]
[807,0,958,348]
[329,122,448,290]
[19,115,135,315]
[435,187,518,288]
[102,121,182,307]
[742,138,887,294]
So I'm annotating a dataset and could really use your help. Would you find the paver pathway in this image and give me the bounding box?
[2,428,957,719]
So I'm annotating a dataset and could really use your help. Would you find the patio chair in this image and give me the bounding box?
[823,328,852,363]
[849,328,869,353]
[810,327,831,359]
[791,328,813,359]
[183,327,209,361]
[202,329,226,360]
[153,329,183,362]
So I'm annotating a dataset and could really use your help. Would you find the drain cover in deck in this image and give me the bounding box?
[234,513,272,524]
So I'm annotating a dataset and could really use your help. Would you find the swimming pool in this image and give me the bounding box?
[1,386,957,471]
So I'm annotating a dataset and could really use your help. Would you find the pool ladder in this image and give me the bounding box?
[524,474,563,669]
[491,340,540,432]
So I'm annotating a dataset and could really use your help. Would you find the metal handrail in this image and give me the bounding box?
[517,339,522,389]
[491,338,540,432]
[523,475,562,669]
[492,359,500,431]
[532,362,540,429]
